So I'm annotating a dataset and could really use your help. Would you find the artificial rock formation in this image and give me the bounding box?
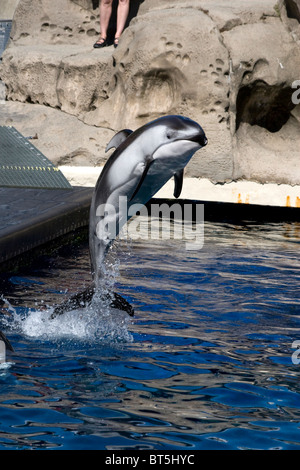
[0,0,300,185]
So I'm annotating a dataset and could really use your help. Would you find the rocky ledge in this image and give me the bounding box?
[0,0,300,188]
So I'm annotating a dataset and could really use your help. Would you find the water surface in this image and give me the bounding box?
[0,219,300,450]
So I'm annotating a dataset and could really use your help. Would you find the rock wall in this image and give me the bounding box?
[0,0,300,185]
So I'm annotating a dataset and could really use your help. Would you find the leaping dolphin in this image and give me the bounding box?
[51,115,207,318]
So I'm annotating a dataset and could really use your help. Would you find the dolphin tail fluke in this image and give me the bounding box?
[50,285,134,319]
[0,330,14,352]
[109,292,134,317]
[50,285,95,319]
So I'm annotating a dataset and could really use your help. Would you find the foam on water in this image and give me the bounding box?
[1,222,300,450]
[1,244,134,346]
[1,295,134,346]
[0,361,12,371]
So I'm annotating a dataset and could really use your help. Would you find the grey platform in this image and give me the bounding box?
[0,126,72,189]
[0,186,93,269]
[0,126,93,270]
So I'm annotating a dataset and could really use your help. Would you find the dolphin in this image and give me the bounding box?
[0,330,14,362]
[51,115,207,318]
[90,115,207,282]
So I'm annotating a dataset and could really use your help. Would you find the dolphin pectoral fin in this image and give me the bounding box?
[0,330,14,352]
[173,169,184,198]
[130,158,155,202]
[105,129,133,152]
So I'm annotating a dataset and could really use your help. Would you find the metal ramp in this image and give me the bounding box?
[0,126,72,189]
[0,20,12,58]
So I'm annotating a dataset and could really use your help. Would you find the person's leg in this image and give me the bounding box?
[94,0,113,46]
[114,0,130,44]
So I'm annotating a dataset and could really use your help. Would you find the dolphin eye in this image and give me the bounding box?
[166,130,175,140]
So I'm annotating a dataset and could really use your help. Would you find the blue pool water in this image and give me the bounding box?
[0,220,300,450]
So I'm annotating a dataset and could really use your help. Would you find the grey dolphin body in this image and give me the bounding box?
[52,115,207,318]
[89,115,207,285]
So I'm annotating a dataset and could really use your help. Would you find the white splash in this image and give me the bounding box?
[0,361,12,371]
[1,295,134,346]
[1,243,134,347]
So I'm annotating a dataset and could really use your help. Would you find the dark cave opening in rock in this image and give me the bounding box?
[236,80,296,133]
[284,0,300,22]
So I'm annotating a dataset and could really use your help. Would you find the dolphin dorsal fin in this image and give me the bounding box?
[173,169,184,198]
[105,129,133,153]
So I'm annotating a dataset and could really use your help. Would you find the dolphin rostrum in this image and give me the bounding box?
[51,115,207,318]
